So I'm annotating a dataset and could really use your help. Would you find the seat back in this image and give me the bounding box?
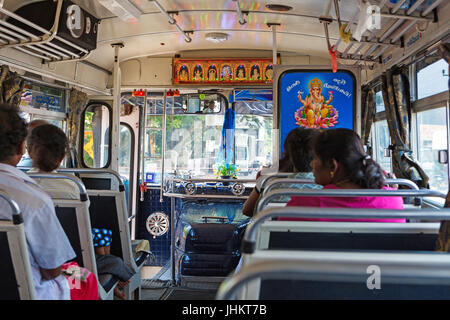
[259,221,440,252]
[217,250,450,300]
[53,200,97,275]
[243,206,450,255]
[0,193,35,300]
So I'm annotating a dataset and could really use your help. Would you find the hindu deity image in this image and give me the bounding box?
[207,65,217,81]
[265,64,273,81]
[221,65,232,81]
[193,65,203,81]
[294,77,338,128]
[250,65,261,80]
[235,65,246,80]
[178,65,189,81]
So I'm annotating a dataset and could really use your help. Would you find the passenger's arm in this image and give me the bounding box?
[242,188,260,218]
[40,266,63,280]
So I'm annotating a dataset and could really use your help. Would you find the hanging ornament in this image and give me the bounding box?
[329,45,338,73]
[339,23,352,44]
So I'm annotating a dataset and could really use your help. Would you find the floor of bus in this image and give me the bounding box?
[139,264,219,300]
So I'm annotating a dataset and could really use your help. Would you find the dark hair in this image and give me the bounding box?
[283,127,318,172]
[193,65,203,78]
[0,103,28,162]
[236,65,246,78]
[179,65,189,79]
[27,124,68,172]
[250,65,260,79]
[313,128,386,189]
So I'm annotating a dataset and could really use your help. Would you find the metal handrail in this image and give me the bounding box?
[27,173,89,202]
[171,178,256,183]
[0,191,22,224]
[262,178,419,197]
[216,250,450,300]
[56,168,125,192]
[255,188,447,214]
[258,172,294,191]
[242,206,450,254]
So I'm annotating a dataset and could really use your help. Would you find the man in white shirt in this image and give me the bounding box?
[0,104,76,300]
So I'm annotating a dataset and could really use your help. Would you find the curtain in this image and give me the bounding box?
[360,85,376,157]
[0,65,25,108]
[217,107,235,164]
[434,42,450,252]
[67,88,89,167]
[381,68,429,188]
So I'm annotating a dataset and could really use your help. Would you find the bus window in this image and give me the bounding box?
[416,107,449,198]
[375,90,385,113]
[372,120,392,173]
[234,100,273,178]
[119,123,134,209]
[417,58,449,100]
[81,103,111,168]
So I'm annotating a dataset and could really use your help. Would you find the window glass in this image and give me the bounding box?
[82,104,110,168]
[417,58,449,100]
[235,114,273,178]
[144,114,224,184]
[416,107,449,203]
[119,124,133,209]
[375,90,385,113]
[119,124,133,182]
[373,120,392,173]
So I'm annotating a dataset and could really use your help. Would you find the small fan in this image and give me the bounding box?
[146,212,170,238]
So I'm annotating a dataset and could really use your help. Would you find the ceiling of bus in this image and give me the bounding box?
[2,0,446,71]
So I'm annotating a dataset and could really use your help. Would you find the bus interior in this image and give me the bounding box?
[0,0,450,301]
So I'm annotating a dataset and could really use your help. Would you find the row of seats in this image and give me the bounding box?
[1,169,150,300]
[217,175,450,300]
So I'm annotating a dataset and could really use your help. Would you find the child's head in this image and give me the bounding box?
[27,124,68,172]
[283,127,318,172]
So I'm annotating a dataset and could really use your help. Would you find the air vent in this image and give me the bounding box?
[265,4,293,12]
[205,32,229,43]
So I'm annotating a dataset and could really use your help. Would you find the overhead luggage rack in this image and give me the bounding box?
[322,0,444,65]
[0,0,99,63]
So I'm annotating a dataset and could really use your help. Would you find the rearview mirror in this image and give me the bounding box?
[182,93,226,114]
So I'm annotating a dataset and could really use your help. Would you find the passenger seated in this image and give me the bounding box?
[17,119,48,167]
[283,128,405,222]
[243,127,321,217]
[27,124,135,299]
[0,104,78,300]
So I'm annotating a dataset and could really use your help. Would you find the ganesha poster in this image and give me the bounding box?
[278,70,355,152]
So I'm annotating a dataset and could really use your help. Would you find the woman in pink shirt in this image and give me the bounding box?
[283,128,405,222]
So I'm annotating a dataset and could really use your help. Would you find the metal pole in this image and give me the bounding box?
[272,24,277,65]
[160,90,167,203]
[111,43,123,172]
[140,90,147,202]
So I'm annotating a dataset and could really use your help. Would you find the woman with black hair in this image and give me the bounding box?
[284,128,405,222]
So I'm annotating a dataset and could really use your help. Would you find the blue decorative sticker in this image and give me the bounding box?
[146,172,155,183]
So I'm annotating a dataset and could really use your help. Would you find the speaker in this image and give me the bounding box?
[10,0,99,53]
